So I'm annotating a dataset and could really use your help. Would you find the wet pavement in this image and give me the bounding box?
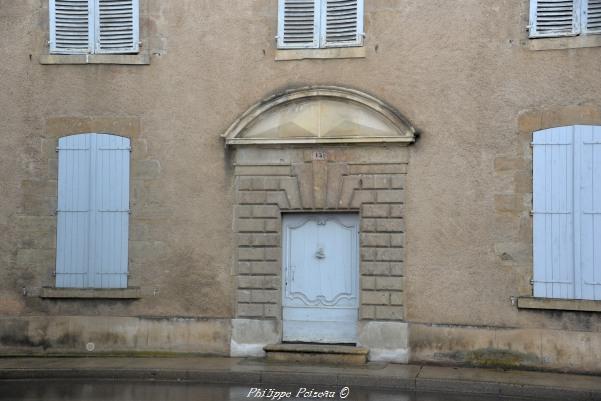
[0,380,564,401]
[0,357,599,400]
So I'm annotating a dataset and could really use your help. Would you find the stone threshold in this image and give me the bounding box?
[264,344,368,365]
[264,343,369,355]
[0,357,600,399]
[517,296,601,312]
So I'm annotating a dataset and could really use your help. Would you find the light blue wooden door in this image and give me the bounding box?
[282,213,359,343]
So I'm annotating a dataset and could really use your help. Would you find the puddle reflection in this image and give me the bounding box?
[0,380,556,401]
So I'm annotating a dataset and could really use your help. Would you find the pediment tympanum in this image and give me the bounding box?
[222,87,416,146]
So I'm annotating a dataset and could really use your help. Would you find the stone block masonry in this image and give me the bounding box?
[232,147,408,322]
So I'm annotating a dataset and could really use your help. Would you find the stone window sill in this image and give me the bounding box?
[39,53,150,65]
[39,287,142,299]
[517,296,601,312]
[275,47,366,61]
[526,34,601,51]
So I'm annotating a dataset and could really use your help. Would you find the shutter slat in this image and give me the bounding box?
[95,0,139,53]
[529,0,579,37]
[279,0,319,48]
[50,0,91,53]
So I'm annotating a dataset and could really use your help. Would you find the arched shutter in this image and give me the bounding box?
[95,0,139,53]
[584,0,601,33]
[49,0,93,53]
[532,127,575,299]
[322,0,363,47]
[529,0,579,38]
[278,0,320,48]
[90,134,131,288]
[56,133,130,289]
[56,135,92,288]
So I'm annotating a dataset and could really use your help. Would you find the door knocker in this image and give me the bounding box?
[315,247,326,260]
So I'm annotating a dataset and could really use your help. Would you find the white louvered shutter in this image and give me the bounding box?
[532,127,575,299]
[321,0,363,47]
[56,133,130,289]
[95,0,139,53]
[49,0,93,53]
[278,0,320,48]
[529,0,579,38]
[584,0,601,33]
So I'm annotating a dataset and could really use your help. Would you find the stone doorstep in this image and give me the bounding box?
[263,344,369,365]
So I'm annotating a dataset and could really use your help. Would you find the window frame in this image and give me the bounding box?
[529,0,601,38]
[49,0,140,55]
[277,0,364,50]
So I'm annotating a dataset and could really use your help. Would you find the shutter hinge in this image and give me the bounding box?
[52,271,57,277]
[529,210,534,216]
[529,278,534,286]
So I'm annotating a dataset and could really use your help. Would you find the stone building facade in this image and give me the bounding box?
[2,0,601,374]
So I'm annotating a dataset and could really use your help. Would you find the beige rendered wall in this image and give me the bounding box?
[1,0,601,371]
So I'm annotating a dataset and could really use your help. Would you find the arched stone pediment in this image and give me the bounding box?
[222,86,416,146]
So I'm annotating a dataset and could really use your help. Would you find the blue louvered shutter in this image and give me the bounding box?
[94,0,139,53]
[49,0,93,53]
[278,0,320,48]
[56,133,130,289]
[532,126,575,299]
[56,135,92,287]
[529,0,579,38]
[321,0,363,47]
